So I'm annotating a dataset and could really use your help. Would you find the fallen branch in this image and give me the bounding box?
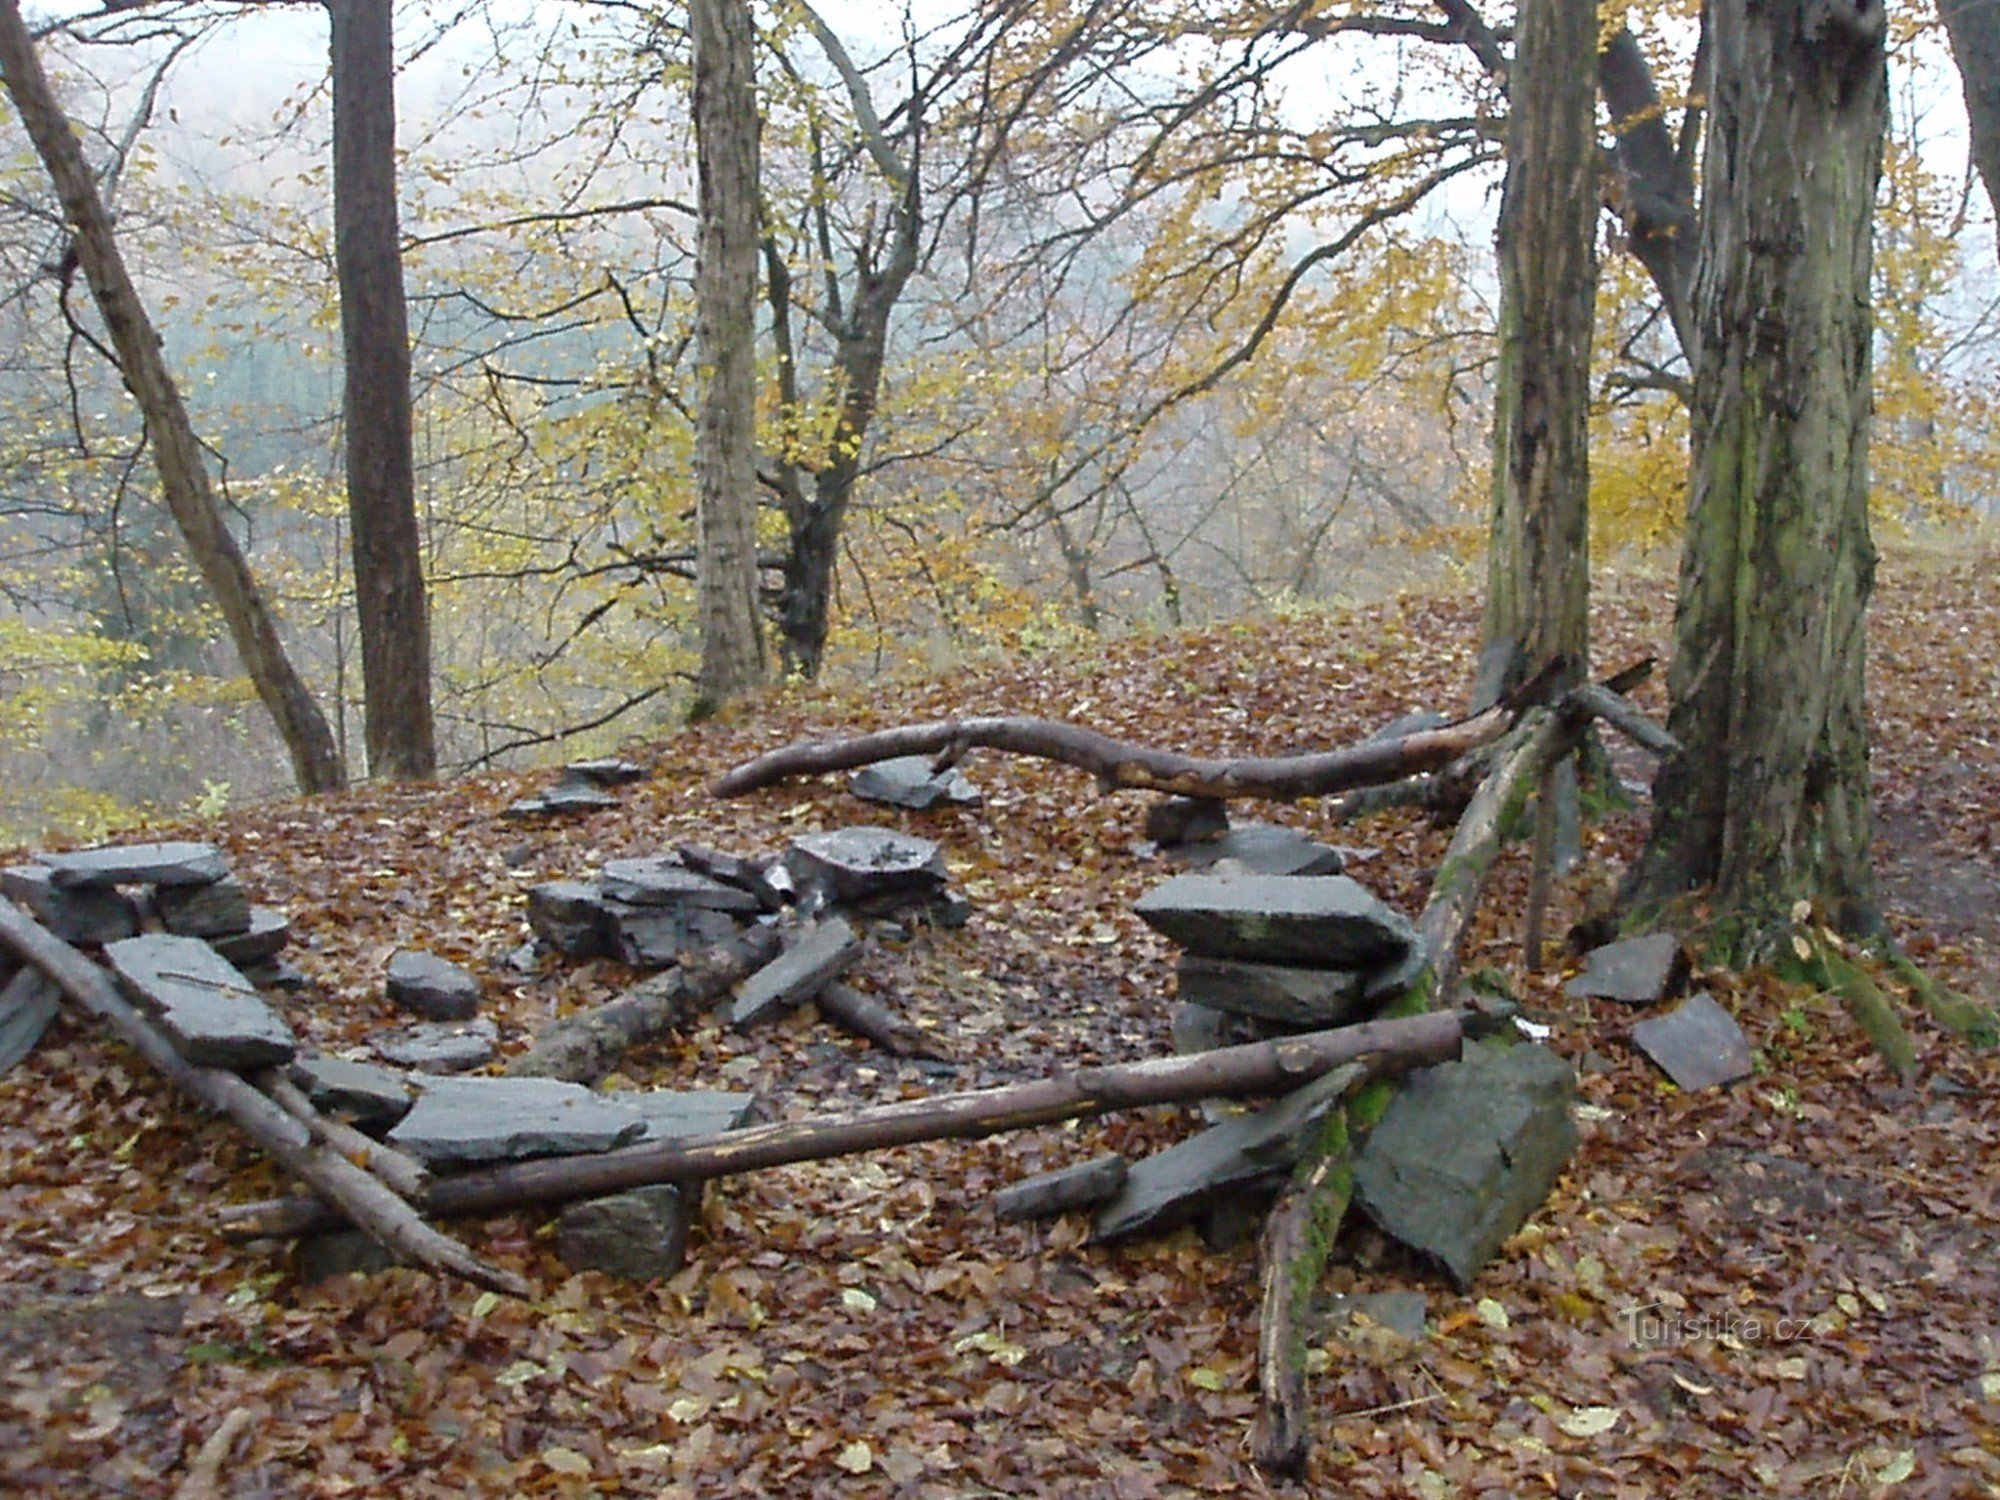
[218,1008,1464,1241]
[0,897,528,1297]
[817,980,953,1061]
[254,1067,430,1203]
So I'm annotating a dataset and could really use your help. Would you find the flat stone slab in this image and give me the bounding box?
[995,1155,1129,1221]
[784,828,948,904]
[386,950,482,1022]
[388,1076,647,1163]
[156,878,252,938]
[211,907,292,968]
[1134,873,1414,968]
[1565,932,1687,1005]
[372,1018,499,1073]
[562,758,649,788]
[43,842,229,889]
[524,881,614,958]
[607,902,741,969]
[599,858,761,913]
[1144,797,1229,847]
[675,845,787,913]
[731,917,861,1028]
[0,967,60,1075]
[558,1185,691,1280]
[1,864,141,945]
[103,934,296,1070]
[504,784,621,818]
[1631,992,1753,1092]
[288,1056,414,1129]
[1167,823,1345,878]
[849,756,982,811]
[1093,1067,1357,1242]
[612,1089,756,1143]
[1177,954,1369,1026]
[1353,1042,1578,1290]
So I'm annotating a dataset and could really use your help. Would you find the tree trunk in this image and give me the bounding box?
[0,0,346,795]
[330,0,436,781]
[1632,0,1886,940]
[1481,0,1596,699]
[690,0,767,710]
[1939,0,2000,245]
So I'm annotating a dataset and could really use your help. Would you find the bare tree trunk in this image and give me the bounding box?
[690,0,767,710]
[1632,0,1886,941]
[330,0,436,780]
[0,0,346,794]
[1939,0,2000,244]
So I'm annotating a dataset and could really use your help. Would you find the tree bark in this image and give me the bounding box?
[690,0,767,710]
[0,0,346,795]
[713,703,1516,801]
[0,898,523,1295]
[1632,0,1886,940]
[220,1009,1465,1240]
[330,0,437,780]
[1939,0,2000,244]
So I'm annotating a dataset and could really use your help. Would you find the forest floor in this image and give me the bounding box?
[2,543,1997,1498]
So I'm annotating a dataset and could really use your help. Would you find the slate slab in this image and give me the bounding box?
[504,783,620,818]
[1167,823,1346,878]
[1177,954,1370,1026]
[288,1056,415,1129]
[43,842,229,889]
[1144,796,1229,846]
[1565,932,1687,1005]
[1092,1066,1358,1241]
[1352,1042,1578,1290]
[0,864,141,945]
[784,828,948,904]
[210,907,292,968]
[388,1076,647,1163]
[562,758,649,788]
[607,901,741,968]
[155,878,252,938]
[557,1185,691,1280]
[849,755,982,810]
[674,845,787,913]
[104,934,296,1070]
[599,858,761,913]
[995,1155,1129,1221]
[1630,992,1753,1092]
[1134,873,1414,968]
[386,950,482,1022]
[731,917,861,1028]
[372,1018,499,1073]
[611,1089,756,1143]
[525,880,615,958]
[0,967,61,1075]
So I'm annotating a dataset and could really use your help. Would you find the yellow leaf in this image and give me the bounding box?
[835,1440,873,1474]
[1187,1367,1226,1391]
[1475,1297,1510,1331]
[1555,1405,1622,1438]
[540,1446,591,1476]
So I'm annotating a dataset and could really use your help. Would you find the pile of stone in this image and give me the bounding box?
[3,841,295,986]
[1142,796,1349,879]
[503,757,650,819]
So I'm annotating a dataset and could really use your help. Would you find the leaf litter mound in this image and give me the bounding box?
[2,547,1997,1497]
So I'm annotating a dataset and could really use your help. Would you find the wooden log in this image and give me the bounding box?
[508,923,785,1082]
[1253,1111,1353,1476]
[217,1008,1464,1241]
[711,706,1517,802]
[1570,682,1676,755]
[0,897,528,1296]
[254,1067,431,1202]
[816,980,952,1060]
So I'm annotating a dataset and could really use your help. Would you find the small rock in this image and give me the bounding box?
[372,1018,499,1073]
[42,841,229,889]
[561,758,649,788]
[288,1056,414,1129]
[1166,823,1345,877]
[0,864,141,945]
[784,828,948,905]
[1169,1002,1267,1055]
[849,756,982,811]
[1565,932,1687,1006]
[1144,797,1229,846]
[525,881,615,958]
[557,1186,691,1280]
[210,907,291,968]
[1630,992,1753,1092]
[1134,873,1414,968]
[388,1075,647,1163]
[156,878,252,938]
[386,950,482,1022]
[1176,955,1369,1027]
[242,958,309,993]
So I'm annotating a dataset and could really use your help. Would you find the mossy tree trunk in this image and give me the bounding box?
[1939,0,2000,246]
[1632,0,1886,939]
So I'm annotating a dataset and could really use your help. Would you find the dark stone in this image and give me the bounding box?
[1093,1067,1356,1242]
[372,1018,499,1073]
[1134,873,1414,968]
[541,780,622,811]
[784,828,948,905]
[524,881,615,958]
[1167,823,1345,878]
[674,845,788,913]
[242,958,308,993]
[1360,944,1431,1008]
[385,950,482,1022]
[1352,1042,1578,1290]
[611,1089,755,1142]
[288,1056,414,1129]
[298,1230,399,1282]
[599,858,761,913]
[0,967,60,1075]
[103,935,296,1070]
[155,878,252,939]
[1169,1002,1267,1055]
[607,901,741,969]
[388,1076,647,1164]
[1144,797,1229,846]
[209,907,291,968]
[1177,954,1369,1027]
[849,755,982,810]
[731,917,862,1028]
[561,758,649,788]
[1565,932,1687,1006]
[557,1186,691,1280]
[925,889,975,929]
[994,1156,1129,1221]
[1,864,142,945]
[42,841,229,889]
[1630,992,1753,1092]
